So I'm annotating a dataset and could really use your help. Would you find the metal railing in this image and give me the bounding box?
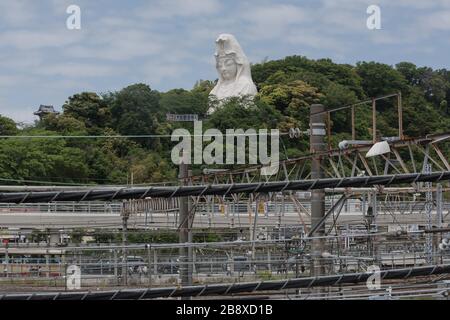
[1,199,448,215]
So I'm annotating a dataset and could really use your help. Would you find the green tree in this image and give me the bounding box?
[356,61,407,98]
[40,114,88,135]
[320,82,361,135]
[107,84,160,148]
[62,92,111,133]
[160,88,209,115]
[396,62,421,85]
[0,115,18,135]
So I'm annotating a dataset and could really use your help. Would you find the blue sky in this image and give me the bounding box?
[1,0,450,123]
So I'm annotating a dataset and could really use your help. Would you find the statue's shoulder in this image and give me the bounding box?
[237,78,258,95]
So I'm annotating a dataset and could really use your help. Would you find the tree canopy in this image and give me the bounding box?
[0,55,449,185]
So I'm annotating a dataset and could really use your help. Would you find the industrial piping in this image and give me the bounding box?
[0,171,449,203]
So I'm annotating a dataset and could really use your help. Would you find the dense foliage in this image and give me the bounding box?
[1,56,449,185]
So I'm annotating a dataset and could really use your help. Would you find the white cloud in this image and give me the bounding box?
[67,30,166,61]
[239,4,309,40]
[136,0,222,19]
[322,0,450,10]
[141,60,190,86]
[321,9,365,33]
[287,32,342,50]
[0,75,32,87]
[0,0,37,26]
[0,52,44,70]
[379,0,450,9]
[420,10,450,31]
[34,62,119,77]
[0,29,84,50]
[242,4,308,25]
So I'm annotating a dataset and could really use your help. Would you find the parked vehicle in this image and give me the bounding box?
[157,259,179,274]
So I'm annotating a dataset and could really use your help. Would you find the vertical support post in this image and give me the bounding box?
[187,169,194,284]
[121,202,129,286]
[64,263,68,291]
[436,184,443,228]
[372,98,377,143]
[372,192,378,221]
[188,228,194,283]
[351,106,356,140]
[436,184,443,264]
[398,92,403,140]
[251,197,258,274]
[425,164,433,265]
[327,112,332,150]
[153,249,157,276]
[4,243,9,278]
[113,248,118,284]
[192,248,196,275]
[362,193,366,214]
[209,196,213,228]
[45,249,50,278]
[310,104,326,276]
[147,245,152,287]
[369,192,378,262]
[179,163,192,287]
[230,248,234,276]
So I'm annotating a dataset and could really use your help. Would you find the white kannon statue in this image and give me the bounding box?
[207,34,258,114]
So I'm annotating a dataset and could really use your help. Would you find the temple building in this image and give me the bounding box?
[33,105,59,120]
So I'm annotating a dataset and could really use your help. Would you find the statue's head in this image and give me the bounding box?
[214,34,249,82]
[216,55,238,81]
[208,33,257,110]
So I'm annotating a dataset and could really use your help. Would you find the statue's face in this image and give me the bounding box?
[217,57,237,81]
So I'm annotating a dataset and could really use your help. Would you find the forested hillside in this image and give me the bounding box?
[1,56,449,185]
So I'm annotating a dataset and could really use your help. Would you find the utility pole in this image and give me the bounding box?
[147,244,152,287]
[425,164,433,265]
[250,196,258,274]
[179,162,192,286]
[121,201,129,286]
[113,248,118,285]
[169,113,196,287]
[3,240,9,278]
[310,104,326,276]
[436,184,443,264]
[187,178,194,284]
[371,192,378,262]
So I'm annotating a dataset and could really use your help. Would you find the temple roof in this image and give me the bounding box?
[34,105,59,116]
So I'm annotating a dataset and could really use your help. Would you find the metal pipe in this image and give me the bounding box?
[0,172,448,203]
[2,264,450,300]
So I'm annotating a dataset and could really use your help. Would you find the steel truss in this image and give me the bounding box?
[187,132,450,185]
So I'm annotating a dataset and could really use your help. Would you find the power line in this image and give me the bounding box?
[0,177,178,188]
[0,177,99,186]
[0,132,286,139]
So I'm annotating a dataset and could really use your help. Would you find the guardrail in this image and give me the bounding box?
[0,200,448,215]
